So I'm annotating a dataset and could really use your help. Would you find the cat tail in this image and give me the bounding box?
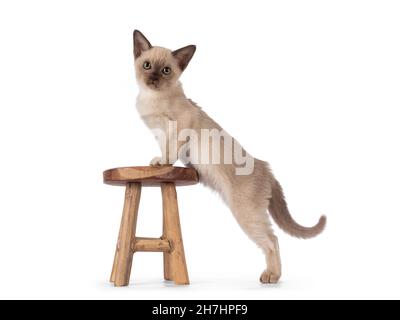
[269,179,326,239]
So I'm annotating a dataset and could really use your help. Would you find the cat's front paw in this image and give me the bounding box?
[150,156,163,166]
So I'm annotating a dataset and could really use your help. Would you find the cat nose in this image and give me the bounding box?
[149,73,159,81]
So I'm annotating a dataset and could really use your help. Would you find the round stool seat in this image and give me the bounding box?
[103,165,199,186]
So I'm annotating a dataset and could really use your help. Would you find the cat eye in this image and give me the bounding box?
[162,67,171,75]
[143,61,151,70]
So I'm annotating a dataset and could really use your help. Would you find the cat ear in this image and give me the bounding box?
[133,30,152,59]
[172,45,196,71]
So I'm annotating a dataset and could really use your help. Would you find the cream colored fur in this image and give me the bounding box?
[133,30,326,283]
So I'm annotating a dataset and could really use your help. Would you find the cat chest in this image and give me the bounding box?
[140,113,172,131]
[137,98,172,126]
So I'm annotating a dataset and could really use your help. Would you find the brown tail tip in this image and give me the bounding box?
[302,214,327,239]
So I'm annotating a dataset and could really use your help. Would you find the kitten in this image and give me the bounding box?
[133,30,326,283]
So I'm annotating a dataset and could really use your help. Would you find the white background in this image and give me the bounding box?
[0,0,399,300]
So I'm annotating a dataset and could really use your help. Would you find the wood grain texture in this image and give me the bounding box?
[133,237,171,252]
[110,224,122,283]
[113,183,141,287]
[161,182,190,285]
[103,166,199,186]
[163,212,173,281]
[106,166,196,286]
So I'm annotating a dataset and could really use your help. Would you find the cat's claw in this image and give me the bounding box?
[260,269,281,284]
[150,156,163,166]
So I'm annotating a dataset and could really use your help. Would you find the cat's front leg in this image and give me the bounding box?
[150,139,188,166]
[149,146,174,166]
[149,156,164,166]
[149,142,176,166]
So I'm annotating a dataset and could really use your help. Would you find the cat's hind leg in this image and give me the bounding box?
[259,235,281,284]
[232,202,282,283]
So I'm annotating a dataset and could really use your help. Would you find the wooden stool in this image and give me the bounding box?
[103,166,199,286]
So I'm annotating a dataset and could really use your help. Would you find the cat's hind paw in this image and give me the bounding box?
[260,269,281,284]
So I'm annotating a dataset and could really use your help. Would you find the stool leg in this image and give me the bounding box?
[163,214,173,281]
[161,182,189,285]
[110,226,122,283]
[113,182,141,287]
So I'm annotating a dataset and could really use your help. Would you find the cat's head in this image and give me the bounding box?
[133,30,196,90]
